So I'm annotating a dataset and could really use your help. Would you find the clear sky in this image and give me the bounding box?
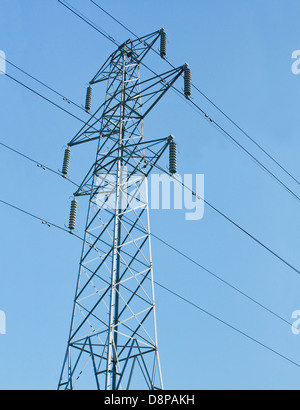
[0,0,300,390]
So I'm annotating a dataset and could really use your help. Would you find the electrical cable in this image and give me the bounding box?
[151,160,300,276]
[57,0,120,46]
[151,232,295,330]
[5,72,87,125]
[154,280,300,369]
[0,141,79,187]
[4,72,104,137]
[0,54,85,113]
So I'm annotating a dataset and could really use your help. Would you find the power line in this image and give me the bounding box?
[190,85,300,187]
[4,72,104,137]
[187,97,300,203]
[0,54,86,114]
[0,198,78,238]
[0,141,78,187]
[5,72,87,125]
[151,161,300,276]
[154,281,300,370]
[151,233,295,331]
[0,53,107,134]
[57,0,120,46]
[0,195,299,371]
[89,0,137,40]
[89,0,300,188]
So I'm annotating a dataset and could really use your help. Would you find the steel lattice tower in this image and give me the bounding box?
[58,30,187,391]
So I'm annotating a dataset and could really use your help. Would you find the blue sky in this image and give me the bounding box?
[0,0,300,390]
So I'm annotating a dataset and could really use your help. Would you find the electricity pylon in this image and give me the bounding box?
[58,30,188,391]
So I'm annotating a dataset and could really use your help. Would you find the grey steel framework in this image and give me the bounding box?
[58,30,187,390]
